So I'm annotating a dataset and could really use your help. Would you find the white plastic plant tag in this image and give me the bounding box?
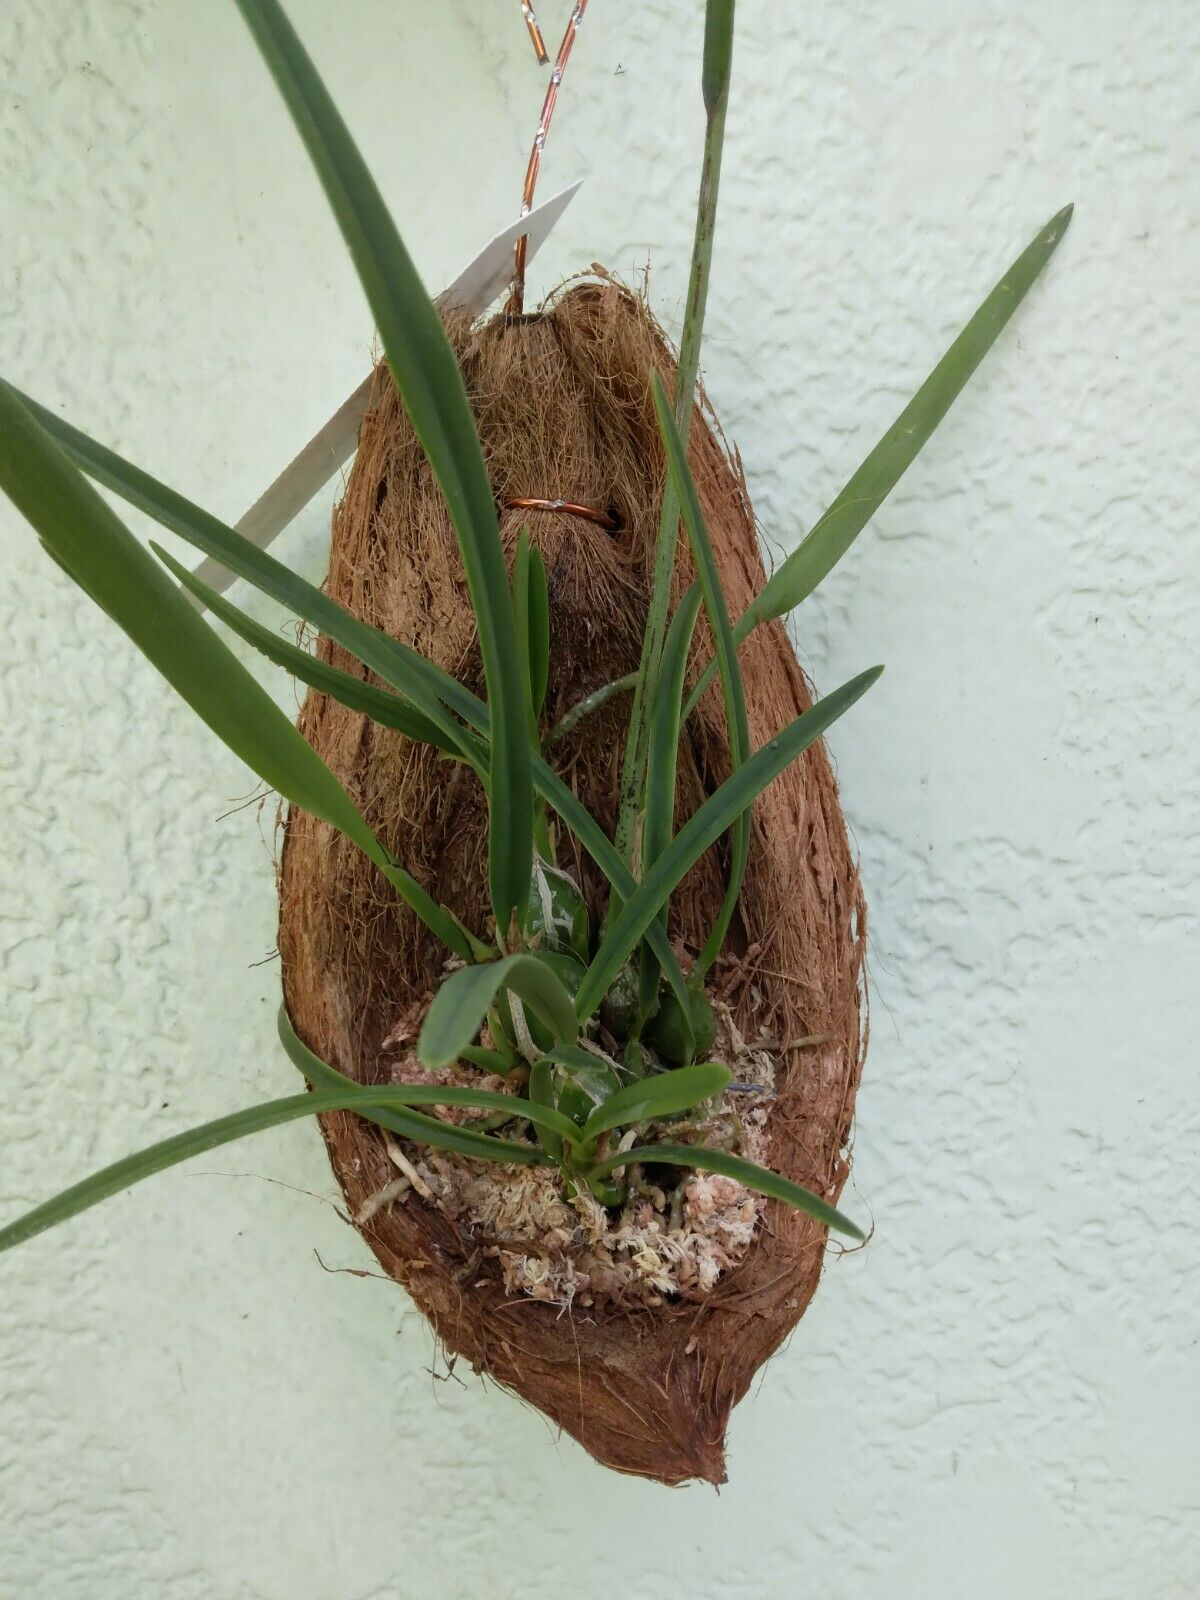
[188,179,582,605]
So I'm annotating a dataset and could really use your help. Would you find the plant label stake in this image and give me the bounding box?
[188,179,583,606]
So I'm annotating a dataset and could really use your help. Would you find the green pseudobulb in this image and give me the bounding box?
[553,1054,620,1128]
[491,948,586,1056]
[599,963,643,1041]
[523,858,590,961]
[647,985,717,1066]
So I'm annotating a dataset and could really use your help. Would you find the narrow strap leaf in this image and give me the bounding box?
[581,1062,731,1142]
[526,544,551,721]
[642,582,703,888]
[375,867,473,960]
[545,672,637,747]
[0,381,470,961]
[459,1044,514,1074]
[613,0,735,863]
[278,1006,579,1146]
[418,954,580,1068]
[639,582,702,1015]
[278,1008,530,1158]
[231,0,532,936]
[7,392,694,1014]
[576,665,883,1019]
[0,384,355,843]
[701,0,735,116]
[530,757,693,1022]
[586,1142,863,1239]
[528,1058,564,1163]
[155,543,464,758]
[511,526,538,740]
[652,371,752,979]
[15,386,488,765]
[685,204,1074,716]
[0,1086,551,1255]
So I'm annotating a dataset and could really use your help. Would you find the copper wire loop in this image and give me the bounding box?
[509,1,590,314]
[520,2,549,63]
[504,495,620,532]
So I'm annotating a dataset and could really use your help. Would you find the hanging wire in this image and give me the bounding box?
[520,2,550,63]
[500,3,616,536]
[504,496,620,531]
[507,0,590,315]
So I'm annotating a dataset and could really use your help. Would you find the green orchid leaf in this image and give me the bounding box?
[155,543,461,756]
[639,581,702,1015]
[586,1142,864,1239]
[0,382,471,961]
[512,527,551,733]
[11,388,692,1014]
[231,0,533,937]
[277,1008,529,1159]
[444,914,496,967]
[527,544,551,720]
[685,204,1074,715]
[278,1006,579,1146]
[458,1044,515,1074]
[613,0,735,872]
[581,1061,731,1142]
[0,1084,552,1256]
[419,954,580,1069]
[528,761,694,1022]
[512,527,536,738]
[545,672,637,747]
[16,386,488,769]
[642,582,703,891]
[701,0,735,115]
[528,1057,564,1163]
[652,374,751,977]
[576,665,883,1019]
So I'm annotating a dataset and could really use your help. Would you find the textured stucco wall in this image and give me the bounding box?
[1,3,1197,1596]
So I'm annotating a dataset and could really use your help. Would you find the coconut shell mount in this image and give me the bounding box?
[278,276,867,1486]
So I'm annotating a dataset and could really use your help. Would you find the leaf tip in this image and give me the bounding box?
[1044,202,1074,248]
[415,1036,445,1072]
[415,1009,450,1071]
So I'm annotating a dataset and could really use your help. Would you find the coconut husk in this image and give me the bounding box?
[278,274,866,1485]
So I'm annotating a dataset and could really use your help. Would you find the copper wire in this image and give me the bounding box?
[520,2,549,63]
[508,0,590,315]
[504,495,620,532]
[503,13,608,542]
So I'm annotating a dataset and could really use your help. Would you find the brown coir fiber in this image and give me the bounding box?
[278,274,867,1485]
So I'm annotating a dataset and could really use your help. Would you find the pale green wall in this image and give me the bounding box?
[2,3,1197,1596]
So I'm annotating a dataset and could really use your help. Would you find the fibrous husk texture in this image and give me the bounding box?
[278,275,866,1485]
